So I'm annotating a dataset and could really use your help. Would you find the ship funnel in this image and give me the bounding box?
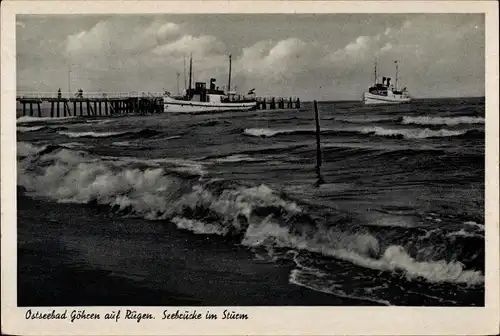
[382,76,386,85]
[210,78,216,91]
[386,77,391,87]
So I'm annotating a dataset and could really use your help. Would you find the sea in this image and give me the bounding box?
[16,97,485,306]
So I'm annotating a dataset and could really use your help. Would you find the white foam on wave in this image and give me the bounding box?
[402,116,485,126]
[17,126,46,133]
[243,128,293,137]
[101,155,208,176]
[112,136,180,148]
[18,146,300,236]
[59,131,127,138]
[446,228,484,239]
[17,116,77,124]
[86,119,113,125]
[18,148,185,220]
[112,141,133,147]
[17,141,47,157]
[241,219,484,286]
[289,268,392,306]
[61,142,85,149]
[171,216,229,235]
[165,135,182,140]
[334,116,397,124]
[178,184,302,233]
[358,126,467,139]
[463,221,485,230]
[243,126,469,139]
[214,154,262,163]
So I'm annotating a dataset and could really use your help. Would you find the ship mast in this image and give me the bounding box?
[374,61,377,85]
[394,60,399,91]
[68,63,71,94]
[67,52,72,94]
[183,56,187,92]
[227,54,232,93]
[188,54,193,92]
[176,72,180,95]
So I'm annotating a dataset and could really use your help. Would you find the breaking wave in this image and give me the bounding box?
[17,142,484,287]
[213,154,264,163]
[111,136,181,148]
[17,126,47,133]
[243,128,294,137]
[59,131,128,138]
[58,128,162,139]
[357,126,469,139]
[402,116,485,126]
[243,126,478,139]
[61,142,86,149]
[17,116,77,124]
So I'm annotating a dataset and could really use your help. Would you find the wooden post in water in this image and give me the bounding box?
[56,101,60,117]
[23,103,26,116]
[313,100,324,186]
[64,101,70,116]
[51,101,54,117]
[73,101,77,116]
[37,102,41,117]
[105,101,109,115]
[79,101,83,116]
[29,103,33,117]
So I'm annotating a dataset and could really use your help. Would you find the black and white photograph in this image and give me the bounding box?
[2,1,499,335]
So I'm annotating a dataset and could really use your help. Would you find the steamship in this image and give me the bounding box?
[363,61,411,105]
[163,55,257,113]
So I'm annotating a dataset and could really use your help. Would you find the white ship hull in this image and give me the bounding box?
[164,96,256,113]
[363,92,411,105]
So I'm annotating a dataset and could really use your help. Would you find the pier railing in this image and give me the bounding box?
[16,91,165,99]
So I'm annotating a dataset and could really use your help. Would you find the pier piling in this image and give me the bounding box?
[313,100,324,186]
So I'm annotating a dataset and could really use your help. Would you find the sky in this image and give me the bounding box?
[16,14,484,101]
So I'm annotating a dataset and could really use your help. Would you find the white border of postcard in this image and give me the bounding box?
[2,1,499,335]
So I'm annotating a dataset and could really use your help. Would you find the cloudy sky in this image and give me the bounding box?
[16,14,484,101]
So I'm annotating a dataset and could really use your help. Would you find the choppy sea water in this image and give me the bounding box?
[17,97,485,306]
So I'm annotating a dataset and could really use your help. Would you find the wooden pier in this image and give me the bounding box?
[255,96,300,110]
[16,92,164,118]
[16,91,301,118]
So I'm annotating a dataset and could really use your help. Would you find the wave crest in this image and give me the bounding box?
[358,126,468,139]
[59,131,128,138]
[58,128,162,139]
[17,116,77,124]
[243,126,475,140]
[402,116,485,126]
[17,126,47,133]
